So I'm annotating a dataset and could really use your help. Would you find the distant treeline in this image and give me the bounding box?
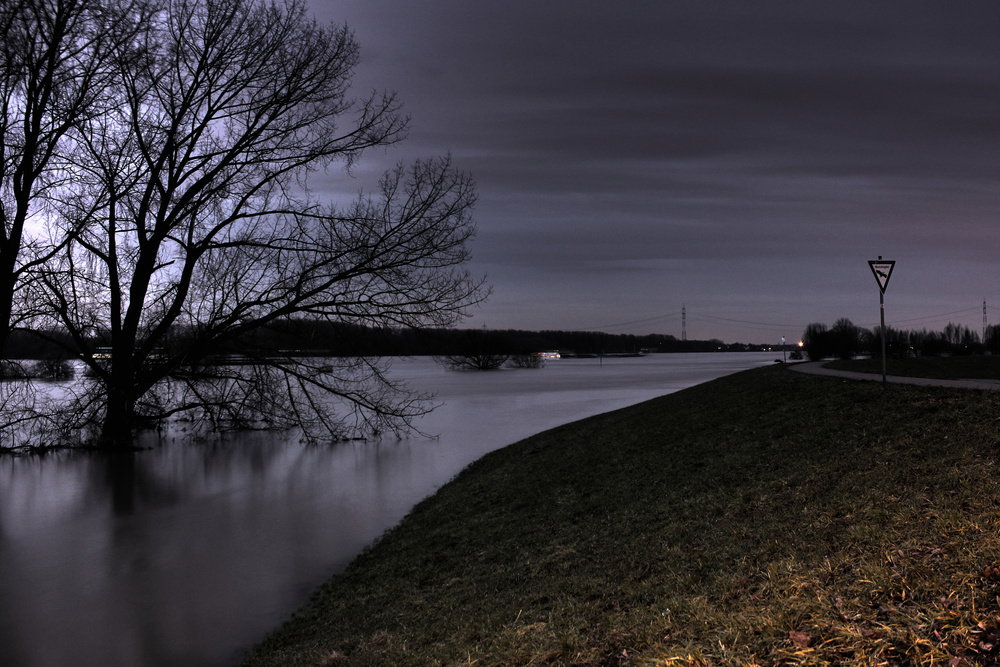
[802,318,999,360]
[2,322,771,360]
[371,328,767,357]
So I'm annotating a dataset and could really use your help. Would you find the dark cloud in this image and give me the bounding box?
[310,1,1000,341]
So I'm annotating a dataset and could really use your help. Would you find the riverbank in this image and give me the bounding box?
[240,363,1000,666]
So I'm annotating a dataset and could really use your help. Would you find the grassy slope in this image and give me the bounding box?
[241,364,1000,666]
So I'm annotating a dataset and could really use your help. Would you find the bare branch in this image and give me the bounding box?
[20,0,486,448]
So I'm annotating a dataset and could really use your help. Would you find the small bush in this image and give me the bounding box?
[33,358,74,380]
[506,353,544,369]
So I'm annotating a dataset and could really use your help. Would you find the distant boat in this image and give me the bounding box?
[536,351,561,360]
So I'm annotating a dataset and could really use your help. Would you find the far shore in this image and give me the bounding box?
[240,359,1000,666]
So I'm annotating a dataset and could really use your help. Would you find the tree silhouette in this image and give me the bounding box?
[0,0,140,354]
[24,0,485,448]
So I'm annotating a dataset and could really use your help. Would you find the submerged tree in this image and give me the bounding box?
[436,352,510,371]
[434,327,510,371]
[28,0,485,448]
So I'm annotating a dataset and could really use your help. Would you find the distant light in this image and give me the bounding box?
[798,341,804,347]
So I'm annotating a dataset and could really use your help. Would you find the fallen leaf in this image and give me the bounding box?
[789,630,811,648]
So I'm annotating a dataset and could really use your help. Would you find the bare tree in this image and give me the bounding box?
[0,0,136,354]
[434,328,510,371]
[436,352,510,371]
[506,353,543,369]
[30,0,485,448]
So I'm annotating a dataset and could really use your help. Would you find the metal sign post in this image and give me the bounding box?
[868,257,895,383]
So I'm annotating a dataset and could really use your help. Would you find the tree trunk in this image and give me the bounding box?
[0,240,19,356]
[100,387,137,450]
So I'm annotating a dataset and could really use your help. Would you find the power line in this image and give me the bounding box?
[570,311,683,332]
[685,312,807,329]
[886,306,982,327]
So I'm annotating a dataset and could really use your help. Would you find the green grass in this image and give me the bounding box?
[825,355,1000,380]
[240,364,1000,666]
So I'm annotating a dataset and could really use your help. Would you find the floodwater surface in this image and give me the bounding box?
[0,352,774,667]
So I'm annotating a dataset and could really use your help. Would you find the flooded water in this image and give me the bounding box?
[0,352,774,667]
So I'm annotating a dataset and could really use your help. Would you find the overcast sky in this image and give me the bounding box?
[308,1,1000,344]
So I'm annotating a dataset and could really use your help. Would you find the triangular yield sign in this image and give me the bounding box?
[868,259,895,294]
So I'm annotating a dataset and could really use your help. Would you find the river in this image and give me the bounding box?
[0,352,775,667]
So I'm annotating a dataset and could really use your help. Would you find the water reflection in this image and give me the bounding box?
[1,432,424,667]
[0,353,774,667]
